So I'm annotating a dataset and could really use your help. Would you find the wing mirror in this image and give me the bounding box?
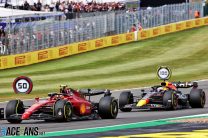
[48,93,57,97]
[104,89,111,96]
[35,97,39,102]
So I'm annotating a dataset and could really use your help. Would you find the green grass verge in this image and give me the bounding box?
[0,26,208,102]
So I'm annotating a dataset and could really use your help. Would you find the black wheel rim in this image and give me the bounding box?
[201,92,206,106]
[173,94,178,109]
[64,103,71,120]
[18,103,24,114]
[111,101,118,117]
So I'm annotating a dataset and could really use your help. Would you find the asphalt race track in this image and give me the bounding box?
[58,123,208,138]
[0,81,207,134]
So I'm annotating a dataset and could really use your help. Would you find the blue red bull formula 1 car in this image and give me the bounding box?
[119,81,206,112]
[119,67,206,112]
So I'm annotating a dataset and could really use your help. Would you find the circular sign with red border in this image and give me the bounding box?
[157,66,171,80]
[13,76,33,94]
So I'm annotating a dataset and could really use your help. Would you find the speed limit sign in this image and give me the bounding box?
[157,66,171,80]
[13,76,33,94]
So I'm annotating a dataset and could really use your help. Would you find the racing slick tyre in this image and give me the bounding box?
[6,100,24,123]
[163,91,178,110]
[54,100,72,122]
[189,89,206,108]
[119,91,133,112]
[98,96,118,119]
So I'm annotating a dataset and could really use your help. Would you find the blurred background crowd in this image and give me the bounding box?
[5,0,126,13]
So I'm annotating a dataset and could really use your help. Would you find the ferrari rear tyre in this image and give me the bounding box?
[98,96,118,119]
[6,100,24,123]
[163,91,178,110]
[189,89,206,108]
[119,91,133,112]
[54,100,72,122]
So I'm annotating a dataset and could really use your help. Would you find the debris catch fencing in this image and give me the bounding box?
[1,2,203,55]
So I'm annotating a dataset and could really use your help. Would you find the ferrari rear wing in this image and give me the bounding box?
[0,108,4,120]
[79,89,111,96]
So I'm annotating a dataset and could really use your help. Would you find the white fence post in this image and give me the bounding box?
[0,44,6,55]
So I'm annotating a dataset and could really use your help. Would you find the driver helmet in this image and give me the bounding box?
[157,86,167,92]
[161,81,177,91]
[60,85,70,94]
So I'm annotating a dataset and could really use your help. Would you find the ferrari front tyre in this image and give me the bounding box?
[53,100,72,122]
[189,88,206,108]
[163,91,178,110]
[98,96,118,119]
[6,100,24,123]
[119,91,133,112]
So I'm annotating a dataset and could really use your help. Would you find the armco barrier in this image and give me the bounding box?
[138,29,151,40]
[163,24,174,34]
[124,32,135,43]
[138,17,208,41]
[186,20,194,29]
[205,18,208,25]
[0,17,208,69]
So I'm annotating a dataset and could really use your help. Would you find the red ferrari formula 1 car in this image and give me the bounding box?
[1,85,118,123]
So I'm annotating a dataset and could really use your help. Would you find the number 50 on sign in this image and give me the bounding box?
[13,76,33,94]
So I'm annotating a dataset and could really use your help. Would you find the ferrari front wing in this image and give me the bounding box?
[6,113,100,121]
[7,113,55,120]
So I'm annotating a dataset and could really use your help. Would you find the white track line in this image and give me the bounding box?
[45,113,208,134]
